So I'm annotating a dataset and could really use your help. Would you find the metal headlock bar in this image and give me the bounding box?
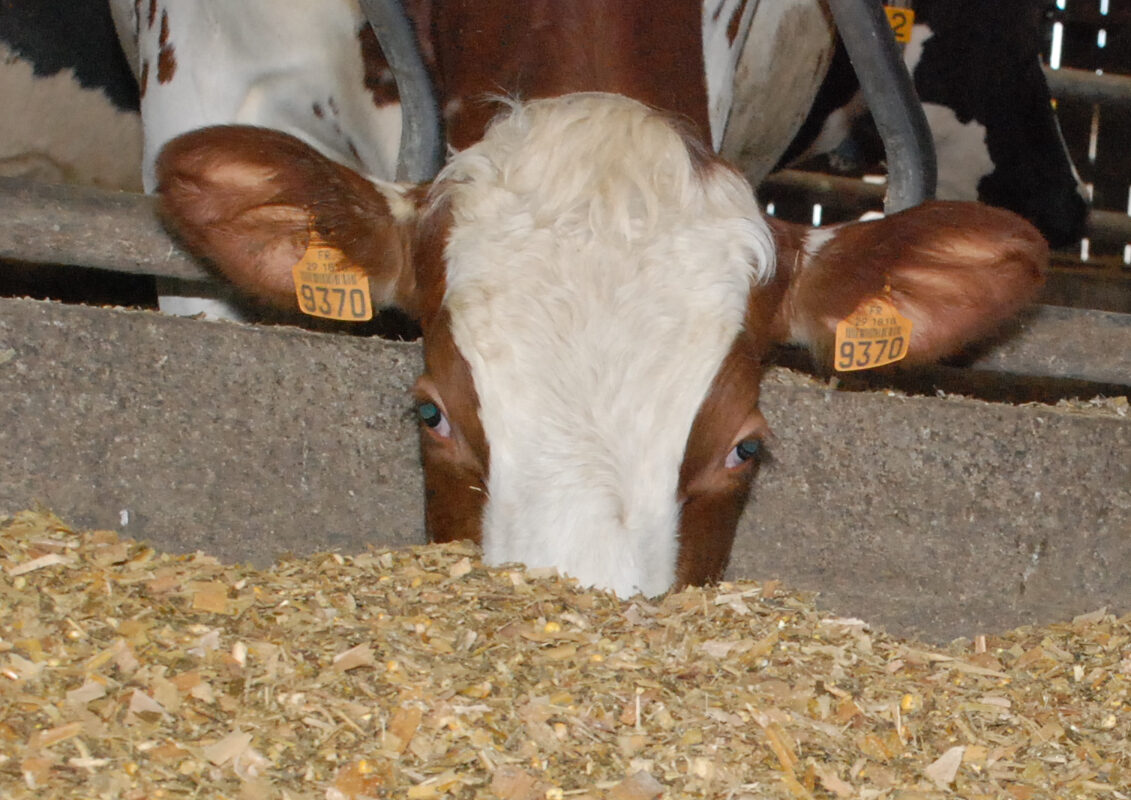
[357,0,443,183]
[825,0,936,212]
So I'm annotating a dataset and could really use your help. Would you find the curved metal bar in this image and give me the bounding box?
[826,0,936,212]
[358,0,444,183]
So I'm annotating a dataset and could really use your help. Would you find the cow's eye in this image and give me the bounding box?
[724,438,761,469]
[417,401,451,438]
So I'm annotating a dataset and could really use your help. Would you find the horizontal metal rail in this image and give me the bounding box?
[969,304,1130,388]
[1045,65,1131,108]
[760,169,1131,249]
[2,177,1127,389]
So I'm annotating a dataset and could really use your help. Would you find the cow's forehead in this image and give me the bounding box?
[438,94,774,316]
[433,94,774,596]
[439,94,774,437]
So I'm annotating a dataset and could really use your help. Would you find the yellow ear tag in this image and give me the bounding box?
[834,294,914,372]
[883,6,916,43]
[291,232,374,322]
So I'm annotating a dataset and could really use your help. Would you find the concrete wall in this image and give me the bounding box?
[0,297,425,560]
[734,374,1130,641]
[2,297,1127,642]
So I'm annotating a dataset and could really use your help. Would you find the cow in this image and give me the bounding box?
[105,0,421,319]
[0,1,155,309]
[153,0,1047,598]
[0,0,142,191]
[766,0,1089,248]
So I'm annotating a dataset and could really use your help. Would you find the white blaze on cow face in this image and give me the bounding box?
[435,94,774,598]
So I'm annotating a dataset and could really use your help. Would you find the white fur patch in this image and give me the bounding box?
[437,94,773,597]
[119,0,400,191]
[902,23,932,74]
[803,225,838,261]
[365,176,418,223]
[921,103,994,202]
[0,43,142,191]
[721,0,836,182]
[702,0,757,152]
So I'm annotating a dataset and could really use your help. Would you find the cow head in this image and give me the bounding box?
[157,93,1046,597]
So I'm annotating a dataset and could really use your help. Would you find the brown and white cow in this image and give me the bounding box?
[155,1,1046,597]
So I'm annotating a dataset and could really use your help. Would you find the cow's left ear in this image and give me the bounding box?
[768,201,1048,367]
[157,125,423,317]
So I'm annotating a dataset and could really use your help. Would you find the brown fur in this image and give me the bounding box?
[409,197,490,543]
[417,315,489,544]
[357,26,400,107]
[157,9,176,83]
[429,0,711,148]
[156,126,417,312]
[770,203,1047,368]
[675,331,770,587]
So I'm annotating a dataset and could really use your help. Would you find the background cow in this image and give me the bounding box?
[105,0,418,318]
[0,0,153,308]
[153,1,1047,597]
[0,0,141,191]
[768,0,1089,248]
[0,1,1087,252]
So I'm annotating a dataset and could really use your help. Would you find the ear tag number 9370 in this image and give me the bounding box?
[292,232,374,322]
[834,295,914,372]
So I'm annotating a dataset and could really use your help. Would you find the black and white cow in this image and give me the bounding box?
[774,0,1089,248]
[0,1,154,308]
[0,0,142,191]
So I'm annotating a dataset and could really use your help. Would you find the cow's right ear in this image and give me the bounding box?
[156,125,421,316]
[766,202,1047,368]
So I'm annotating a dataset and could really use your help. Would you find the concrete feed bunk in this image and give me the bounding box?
[0,296,1127,642]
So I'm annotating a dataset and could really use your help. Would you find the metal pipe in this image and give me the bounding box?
[825,0,936,211]
[1044,65,1131,108]
[358,0,444,183]
[761,169,1131,249]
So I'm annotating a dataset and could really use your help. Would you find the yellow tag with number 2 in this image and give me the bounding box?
[291,232,374,322]
[883,6,916,43]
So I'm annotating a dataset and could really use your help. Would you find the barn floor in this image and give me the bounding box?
[1,509,1128,800]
